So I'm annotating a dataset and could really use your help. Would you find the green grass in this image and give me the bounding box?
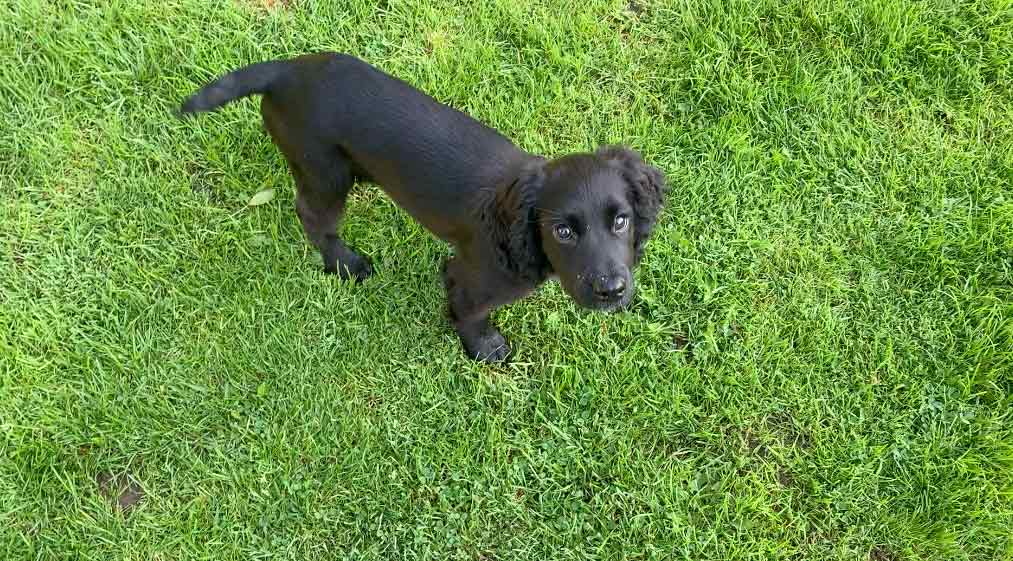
[2,0,1011,559]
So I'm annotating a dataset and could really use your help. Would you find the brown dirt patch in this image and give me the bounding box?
[96,471,144,513]
[869,545,898,561]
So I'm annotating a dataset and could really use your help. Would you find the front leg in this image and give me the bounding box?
[456,318,510,363]
[442,257,531,363]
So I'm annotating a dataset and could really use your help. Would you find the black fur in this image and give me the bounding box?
[478,158,549,283]
[178,61,287,115]
[596,146,667,262]
[180,52,666,362]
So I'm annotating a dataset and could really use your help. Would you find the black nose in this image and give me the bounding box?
[593,275,626,301]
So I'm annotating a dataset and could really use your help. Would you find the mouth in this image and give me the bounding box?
[587,291,633,312]
[566,283,635,312]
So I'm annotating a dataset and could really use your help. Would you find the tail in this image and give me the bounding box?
[178,60,289,116]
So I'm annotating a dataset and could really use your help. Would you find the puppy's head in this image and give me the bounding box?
[536,147,666,310]
[486,146,666,311]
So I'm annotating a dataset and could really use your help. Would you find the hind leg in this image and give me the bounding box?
[288,154,372,282]
[261,100,370,281]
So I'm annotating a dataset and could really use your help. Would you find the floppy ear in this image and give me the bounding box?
[596,146,667,262]
[480,159,549,282]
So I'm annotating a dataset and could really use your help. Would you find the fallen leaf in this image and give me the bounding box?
[248,189,275,206]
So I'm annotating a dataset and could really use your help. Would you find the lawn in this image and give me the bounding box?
[2,0,1011,559]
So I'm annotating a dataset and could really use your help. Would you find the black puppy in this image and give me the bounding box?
[180,52,665,362]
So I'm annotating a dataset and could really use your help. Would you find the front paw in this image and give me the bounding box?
[462,329,511,363]
[327,254,373,283]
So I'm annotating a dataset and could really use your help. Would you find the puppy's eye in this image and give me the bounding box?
[554,224,575,242]
[613,214,630,233]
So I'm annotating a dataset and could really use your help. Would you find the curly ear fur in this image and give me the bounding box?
[480,159,549,282]
[596,145,667,262]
